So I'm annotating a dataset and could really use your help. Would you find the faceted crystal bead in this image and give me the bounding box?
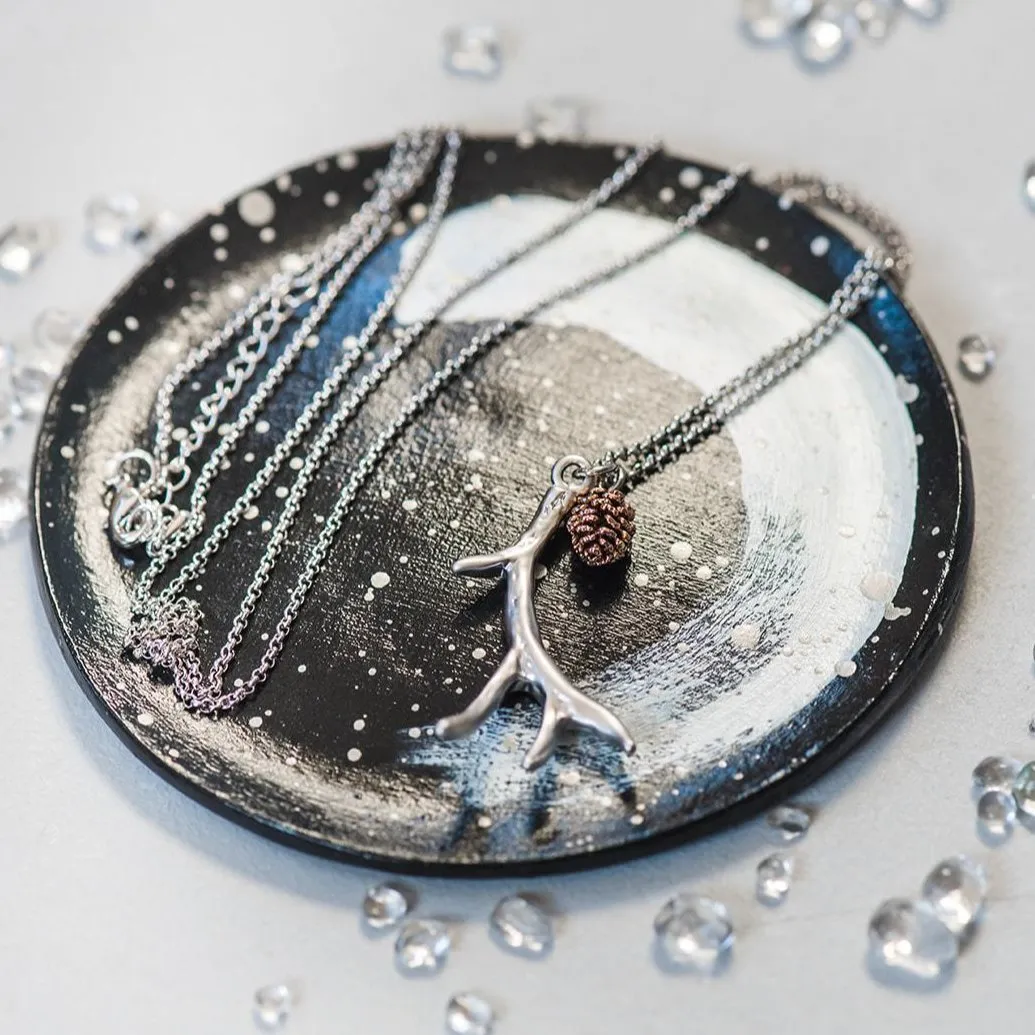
[972,754,1020,794]
[901,0,946,20]
[395,919,451,974]
[0,222,52,282]
[526,98,588,144]
[766,803,811,842]
[654,894,734,972]
[957,335,996,381]
[794,2,857,67]
[854,0,898,39]
[0,349,17,438]
[33,308,82,353]
[977,788,1017,839]
[12,338,66,418]
[442,24,502,79]
[489,894,554,958]
[756,853,794,905]
[0,469,28,541]
[921,856,987,937]
[741,0,815,43]
[362,882,410,930]
[1012,761,1035,817]
[868,898,957,982]
[445,993,495,1035]
[252,983,293,1031]
[84,193,149,252]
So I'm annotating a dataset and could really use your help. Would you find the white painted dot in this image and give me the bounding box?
[259,226,276,243]
[402,499,418,512]
[337,151,358,170]
[255,420,270,434]
[368,667,377,676]
[209,223,229,242]
[678,166,703,190]
[238,189,276,226]
[136,712,154,727]
[476,816,492,829]
[323,190,340,208]
[730,623,761,650]
[472,647,486,660]
[248,716,262,728]
[370,571,390,589]
[516,130,535,148]
[835,660,857,678]
[633,573,650,587]
[124,315,139,331]
[243,505,259,520]
[408,727,421,739]
[297,664,306,674]
[696,565,713,580]
[107,329,122,344]
[214,246,228,262]
[755,237,770,251]
[630,814,645,826]
[810,236,830,257]
[275,173,292,192]
[60,445,75,459]
[286,756,298,766]
[347,748,362,762]
[353,719,366,731]
[658,186,675,204]
[409,203,427,223]
[669,540,693,563]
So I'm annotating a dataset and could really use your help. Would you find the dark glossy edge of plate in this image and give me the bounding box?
[28,143,975,878]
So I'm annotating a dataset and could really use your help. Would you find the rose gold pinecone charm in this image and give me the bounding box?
[566,487,637,567]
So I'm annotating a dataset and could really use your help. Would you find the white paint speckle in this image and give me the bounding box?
[370,571,390,589]
[884,602,912,622]
[810,235,830,257]
[678,166,704,190]
[730,623,761,650]
[860,571,897,603]
[347,748,362,762]
[476,815,492,829]
[248,716,262,728]
[408,727,422,739]
[633,573,650,588]
[838,525,856,538]
[472,647,486,660]
[353,719,366,732]
[209,223,229,242]
[658,186,676,204]
[895,375,920,403]
[136,712,154,727]
[107,329,122,344]
[696,565,713,580]
[402,499,418,512]
[238,189,276,226]
[835,660,858,678]
[755,236,770,252]
[669,540,693,563]
[60,445,75,459]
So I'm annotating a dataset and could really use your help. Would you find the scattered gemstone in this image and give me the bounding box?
[868,898,957,982]
[654,894,734,972]
[526,97,588,143]
[1024,162,1035,212]
[135,209,183,254]
[362,882,410,930]
[0,222,52,281]
[0,355,17,438]
[957,335,996,381]
[766,803,811,842]
[976,789,1016,840]
[442,24,502,79]
[921,855,988,937]
[12,338,66,417]
[252,984,293,1031]
[33,308,82,353]
[971,754,1020,795]
[794,2,857,67]
[741,0,815,43]
[85,194,152,252]
[854,0,898,38]
[445,993,495,1035]
[756,853,794,905]
[1012,761,1035,817]
[395,919,451,974]
[901,0,945,20]
[489,894,554,957]
[0,469,28,541]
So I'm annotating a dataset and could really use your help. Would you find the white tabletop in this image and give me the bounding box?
[2,2,1033,1031]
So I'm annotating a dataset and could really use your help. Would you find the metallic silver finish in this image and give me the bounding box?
[437,456,636,770]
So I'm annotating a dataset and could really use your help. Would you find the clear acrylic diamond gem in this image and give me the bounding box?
[741,0,815,42]
[868,898,957,982]
[921,855,987,937]
[252,983,293,1031]
[446,993,495,1035]
[1012,761,1035,817]
[854,0,898,38]
[977,788,1016,839]
[972,754,1020,794]
[756,853,794,905]
[0,469,28,541]
[395,919,451,974]
[766,803,811,842]
[795,2,857,66]
[442,25,502,79]
[489,894,554,957]
[654,894,734,972]
[33,308,82,353]
[901,0,946,20]
[85,194,150,252]
[0,223,52,281]
[957,335,996,381]
[362,882,410,930]
[526,98,588,143]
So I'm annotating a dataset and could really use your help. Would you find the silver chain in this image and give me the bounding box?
[124,144,907,717]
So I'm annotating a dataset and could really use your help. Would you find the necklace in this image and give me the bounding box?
[125,136,685,712]
[104,128,446,553]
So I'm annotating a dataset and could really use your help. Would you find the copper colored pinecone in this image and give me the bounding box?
[566,487,636,567]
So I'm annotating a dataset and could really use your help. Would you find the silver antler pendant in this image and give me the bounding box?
[436,456,636,771]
